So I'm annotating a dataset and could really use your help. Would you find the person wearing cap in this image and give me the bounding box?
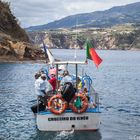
[58,65,66,71]
[58,65,67,81]
[38,68,50,80]
[60,70,73,86]
[34,72,41,80]
[34,74,53,104]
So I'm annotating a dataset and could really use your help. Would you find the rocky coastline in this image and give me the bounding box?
[0,1,140,63]
[28,24,140,51]
[0,1,45,62]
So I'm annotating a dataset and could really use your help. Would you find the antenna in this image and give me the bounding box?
[74,17,78,61]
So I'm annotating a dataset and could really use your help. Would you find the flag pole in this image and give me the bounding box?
[42,41,48,63]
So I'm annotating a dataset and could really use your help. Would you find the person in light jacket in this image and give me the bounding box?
[60,70,73,86]
[35,74,52,104]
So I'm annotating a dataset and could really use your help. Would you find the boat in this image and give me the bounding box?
[33,40,102,131]
[36,61,101,131]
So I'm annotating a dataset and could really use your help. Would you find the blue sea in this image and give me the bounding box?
[0,50,140,140]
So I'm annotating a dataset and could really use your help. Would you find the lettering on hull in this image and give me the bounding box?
[48,116,89,121]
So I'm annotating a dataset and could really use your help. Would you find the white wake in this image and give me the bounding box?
[53,128,75,140]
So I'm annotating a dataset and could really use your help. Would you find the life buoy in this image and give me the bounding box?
[69,93,88,113]
[48,94,68,115]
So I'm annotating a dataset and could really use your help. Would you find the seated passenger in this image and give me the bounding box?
[60,70,73,86]
[49,68,57,92]
[58,65,66,71]
[58,65,67,81]
[77,77,82,90]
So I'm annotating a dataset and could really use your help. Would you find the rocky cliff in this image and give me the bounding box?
[28,24,140,50]
[0,1,45,61]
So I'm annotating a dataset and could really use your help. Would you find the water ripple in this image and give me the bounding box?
[0,50,140,140]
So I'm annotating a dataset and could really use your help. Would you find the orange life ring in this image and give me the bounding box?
[48,94,68,115]
[69,93,88,113]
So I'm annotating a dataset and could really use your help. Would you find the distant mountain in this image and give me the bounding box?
[26,2,140,31]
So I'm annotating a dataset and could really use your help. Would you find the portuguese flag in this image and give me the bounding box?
[85,40,102,68]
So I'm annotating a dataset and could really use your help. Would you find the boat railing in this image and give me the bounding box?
[90,86,99,107]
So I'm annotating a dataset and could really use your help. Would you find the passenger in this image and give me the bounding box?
[34,74,53,105]
[39,68,50,80]
[58,65,66,71]
[49,68,57,92]
[58,65,67,80]
[34,72,41,80]
[60,70,73,86]
[77,77,82,90]
[60,70,75,103]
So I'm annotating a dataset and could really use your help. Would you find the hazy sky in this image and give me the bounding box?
[4,0,140,28]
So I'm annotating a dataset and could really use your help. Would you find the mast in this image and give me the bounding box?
[75,64,78,91]
[74,17,78,61]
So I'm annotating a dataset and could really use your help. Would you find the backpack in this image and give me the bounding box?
[61,82,76,103]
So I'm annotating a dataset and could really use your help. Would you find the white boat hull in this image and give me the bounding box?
[37,110,101,131]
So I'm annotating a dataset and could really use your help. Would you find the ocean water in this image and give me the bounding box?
[0,50,140,140]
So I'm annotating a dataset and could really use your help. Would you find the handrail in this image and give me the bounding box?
[48,61,87,65]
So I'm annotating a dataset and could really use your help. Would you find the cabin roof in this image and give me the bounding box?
[48,61,87,65]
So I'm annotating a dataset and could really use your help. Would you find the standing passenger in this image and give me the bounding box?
[35,74,52,104]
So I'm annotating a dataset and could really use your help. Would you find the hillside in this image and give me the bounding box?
[26,2,140,31]
[0,1,45,61]
[28,24,140,50]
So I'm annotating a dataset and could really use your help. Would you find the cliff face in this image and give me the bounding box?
[0,1,29,42]
[0,1,45,61]
[28,25,140,50]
